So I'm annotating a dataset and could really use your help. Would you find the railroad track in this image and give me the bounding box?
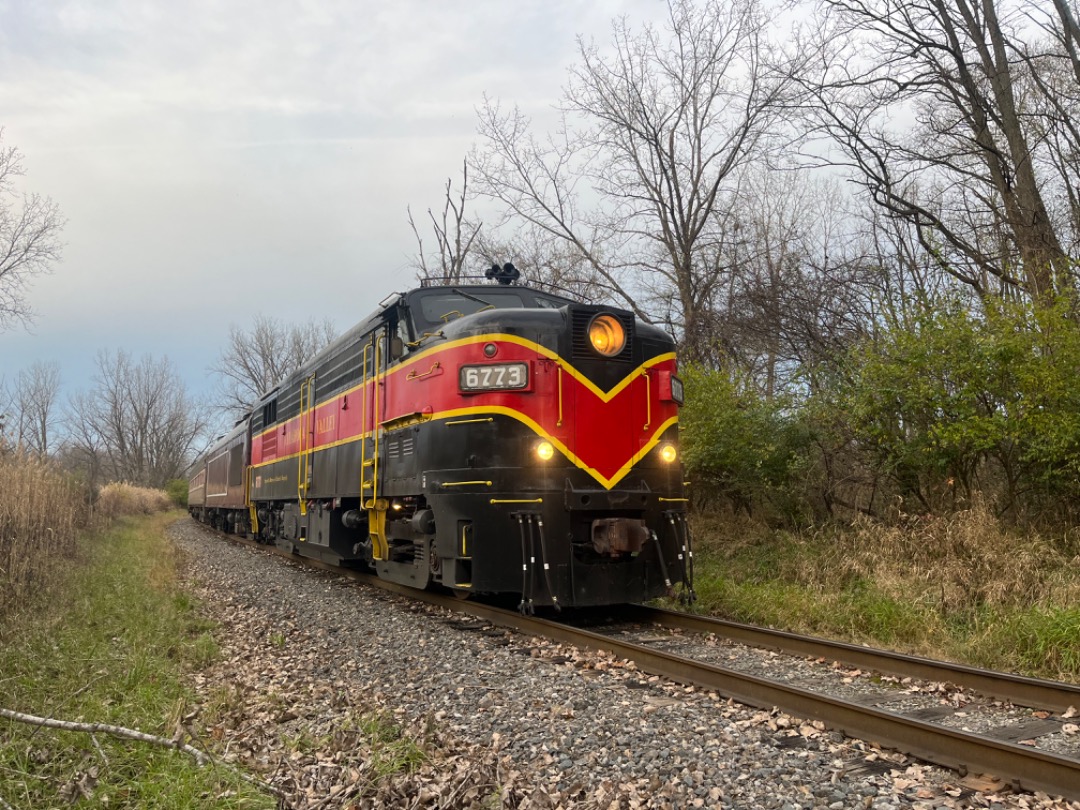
[209,527,1080,802]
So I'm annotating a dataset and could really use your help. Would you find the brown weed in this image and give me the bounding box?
[0,453,86,623]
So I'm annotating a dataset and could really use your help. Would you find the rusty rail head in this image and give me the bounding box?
[621,605,1080,714]
[447,603,1080,802]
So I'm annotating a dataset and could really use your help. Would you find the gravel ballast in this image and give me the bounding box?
[170,518,1080,809]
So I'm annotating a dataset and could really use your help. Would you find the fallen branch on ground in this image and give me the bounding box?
[0,707,283,800]
[0,707,212,764]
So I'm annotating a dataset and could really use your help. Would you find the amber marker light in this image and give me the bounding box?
[588,314,626,357]
[659,443,678,463]
[535,440,555,461]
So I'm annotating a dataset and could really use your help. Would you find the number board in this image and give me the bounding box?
[459,363,530,392]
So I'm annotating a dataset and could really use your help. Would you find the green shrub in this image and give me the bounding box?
[828,294,1080,518]
[679,364,811,523]
[165,478,189,508]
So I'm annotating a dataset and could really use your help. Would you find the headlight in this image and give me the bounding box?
[588,314,626,357]
[659,443,678,463]
[535,440,555,461]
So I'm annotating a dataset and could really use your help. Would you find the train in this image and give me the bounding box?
[188,266,693,610]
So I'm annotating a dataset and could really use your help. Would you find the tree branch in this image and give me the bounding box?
[0,707,283,799]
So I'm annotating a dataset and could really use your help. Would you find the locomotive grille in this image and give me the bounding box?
[572,309,635,362]
[388,436,415,459]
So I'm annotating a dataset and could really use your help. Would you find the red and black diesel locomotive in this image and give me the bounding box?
[189,269,692,609]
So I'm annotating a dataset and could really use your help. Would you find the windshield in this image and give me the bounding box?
[417,291,527,325]
[405,286,575,334]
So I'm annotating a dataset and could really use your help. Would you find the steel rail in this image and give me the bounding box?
[212,531,1080,801]
[302,569,1080,801]
[443,597,1080,801]
[618,605,1080,714]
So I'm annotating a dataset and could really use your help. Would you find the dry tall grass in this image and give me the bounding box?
[793,500,1080,612]
[95,482,174,521]
[0,459,176,627]
[689,499,1080,675]
[0,453,86,621]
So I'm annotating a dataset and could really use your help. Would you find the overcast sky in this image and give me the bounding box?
[1,0,668,411]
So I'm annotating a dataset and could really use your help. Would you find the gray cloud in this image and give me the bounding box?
[0,0,668,408]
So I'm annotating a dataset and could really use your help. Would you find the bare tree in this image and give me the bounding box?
[67,350,207,488]
[713,169,874,393]
[408,160,482,283]
[471,0,801,361]
[211,314,337,419]
[0,376,11,453]
[6,360,61,456]
[0,131,65,330]
[807,0,1076,303]
[469,224,613,302]
[1016,0,1080,257]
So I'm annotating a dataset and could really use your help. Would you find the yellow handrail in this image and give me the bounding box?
[297,374,315,516]
[407,361,441,381]
[406,331,443,348]
[642,369,651,431]
[366,337,388,561]
[372,336,383,505]
[360,342,372,493]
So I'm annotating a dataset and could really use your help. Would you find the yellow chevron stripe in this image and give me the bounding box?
[251,406,679,490]
[395,334,676,402]
[253,332,675,442]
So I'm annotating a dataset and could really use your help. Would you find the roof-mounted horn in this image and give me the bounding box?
[484,262,520,285]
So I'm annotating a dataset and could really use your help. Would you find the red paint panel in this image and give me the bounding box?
[251,338,678,486]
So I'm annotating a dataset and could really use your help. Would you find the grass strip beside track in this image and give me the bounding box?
[0,512,275,810]
[684,509,1080,682]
